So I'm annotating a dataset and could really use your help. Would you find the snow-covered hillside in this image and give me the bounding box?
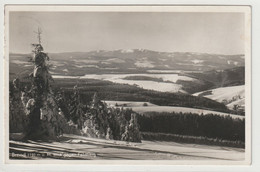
[193,85,245,110]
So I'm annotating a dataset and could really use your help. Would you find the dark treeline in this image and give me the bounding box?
[137,112,245,142]
[141,132,245,148]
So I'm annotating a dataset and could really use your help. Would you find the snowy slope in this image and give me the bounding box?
[9,134,244,161]
[193,85,245,109]
[226,99,245,109]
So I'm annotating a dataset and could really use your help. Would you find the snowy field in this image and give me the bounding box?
[53,74,195,92]
[227,99,245,109]
[9,134,244,161]
[193,85,244,102]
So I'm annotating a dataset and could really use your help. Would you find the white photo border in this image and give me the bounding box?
[1,2,258,172]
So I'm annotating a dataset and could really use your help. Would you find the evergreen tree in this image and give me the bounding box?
[121,125,129,141]
[68,85,85,129]
[127,113,141,142]
[106,127,113,140]
[20,29,71,140]
[55,90,71,120]
[82,93,110,138]
[9,79,27,133]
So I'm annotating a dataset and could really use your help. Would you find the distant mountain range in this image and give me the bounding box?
[9,49,245,76]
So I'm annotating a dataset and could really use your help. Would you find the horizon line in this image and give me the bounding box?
[9,49,245,56]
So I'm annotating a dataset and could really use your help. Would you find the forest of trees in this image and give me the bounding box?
[9,79,142,142]
[137,112,245,142]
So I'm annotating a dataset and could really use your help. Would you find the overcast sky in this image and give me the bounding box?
[9,12,244,55]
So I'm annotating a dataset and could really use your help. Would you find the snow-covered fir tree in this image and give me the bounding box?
[9,78,27,132]
[82,92,110,138]
[68,85,86,130]
[19,29,73,140]
[128,113,141,142]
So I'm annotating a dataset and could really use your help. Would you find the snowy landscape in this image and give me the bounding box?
[9,49,246,161]
[8,10,247,163]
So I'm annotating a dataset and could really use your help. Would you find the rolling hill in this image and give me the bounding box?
[193,85,245,111]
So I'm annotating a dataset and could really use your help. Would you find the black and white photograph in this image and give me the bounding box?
[4,5,251,164]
